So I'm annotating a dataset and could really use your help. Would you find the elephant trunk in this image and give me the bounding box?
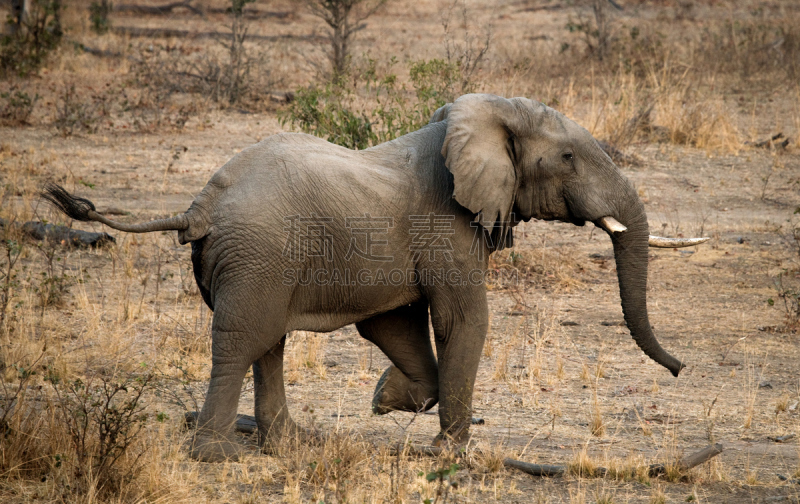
[609,198,685,377]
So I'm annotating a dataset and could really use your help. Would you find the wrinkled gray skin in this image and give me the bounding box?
[44,94,684,462]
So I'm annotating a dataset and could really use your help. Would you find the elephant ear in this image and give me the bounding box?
[441,94,522,237]
[429,103,452,124]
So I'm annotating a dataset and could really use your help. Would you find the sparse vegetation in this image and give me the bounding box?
[0,0,62,77]
[89,0,112,35]
[0,88,38,125]
[281,56,461,149]
[306,0,388,78]
[0,0,797,501]
[54,83,98,137]
[767,206,800,329]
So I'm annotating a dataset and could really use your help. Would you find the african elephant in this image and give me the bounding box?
[43,93,706,462]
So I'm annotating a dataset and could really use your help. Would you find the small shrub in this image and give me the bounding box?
[33,234,74,309]
[0,0,62,77]
[54,84,98,137]
[306,0,388,78]
[422,462,461,504]
[767,207,800,329]
[768,270,800,329]
[126,3,278,114]
[0,348,52,480]
[282,57,464,149]
[286,82,375,149]
[0,89,38,125]
[0,228,23,332]
[565,0,615,62]
[89,0,113,35]
[440,0,490,92]
[46,370,155,497]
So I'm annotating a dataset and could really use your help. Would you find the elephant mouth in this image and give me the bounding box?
[511,198,585,226]
[564,199,586,227]
[567,215,586,227]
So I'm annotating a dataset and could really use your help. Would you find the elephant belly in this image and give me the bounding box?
[284,278,422,333]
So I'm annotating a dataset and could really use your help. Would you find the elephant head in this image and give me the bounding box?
[436,93,690,377]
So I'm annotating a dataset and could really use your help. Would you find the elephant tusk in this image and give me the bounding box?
[597,216,627,235]
[648,236,711,248]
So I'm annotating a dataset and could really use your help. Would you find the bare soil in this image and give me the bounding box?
[1,1,799,502]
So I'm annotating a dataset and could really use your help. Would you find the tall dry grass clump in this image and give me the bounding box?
[505,5,800,155]
[272,429,378,503]
[0,348,177,502]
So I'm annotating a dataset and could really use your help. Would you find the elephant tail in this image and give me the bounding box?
[41,182,191,236]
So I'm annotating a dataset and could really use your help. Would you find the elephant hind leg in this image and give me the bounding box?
[253,335,302,452]
[189,347,251,462]
[190,294,287,462]
[356,301,439,414]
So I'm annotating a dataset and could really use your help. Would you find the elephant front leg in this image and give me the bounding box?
[253,335,300,452]
[356,301,439,415]
[429,291,488,446]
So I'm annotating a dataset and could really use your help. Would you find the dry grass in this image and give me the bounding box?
[589,388,605,438]
[0,0,799,502]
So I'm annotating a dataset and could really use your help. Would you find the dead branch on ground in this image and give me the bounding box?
[115,1,203,16]
[393,442,724,479]
[0,218,114,248]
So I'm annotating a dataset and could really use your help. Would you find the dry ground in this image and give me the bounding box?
[1,1,799,502]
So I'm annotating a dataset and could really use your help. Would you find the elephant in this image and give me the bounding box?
[42,93,707,462]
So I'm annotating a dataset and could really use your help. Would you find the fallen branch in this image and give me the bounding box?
[205,8,292,19]
[518,3,565,13]
[111,25,323,43]
[421,410,485,425]
[647,443,724,476]
[0,218,114,248]
[394,442,724,479]
[777,473,800,485]
[184,411,257,434]
[745,132,791,150]
[115,1,203,16]
[503,459,565,476]
[182,412,724,477]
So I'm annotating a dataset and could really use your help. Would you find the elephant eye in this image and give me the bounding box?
[562,152,573,162]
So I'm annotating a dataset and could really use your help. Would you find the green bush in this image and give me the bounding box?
[46,371,154,496]
[89,1,112,35]
[0,89,38,124]
[281,57,463,149]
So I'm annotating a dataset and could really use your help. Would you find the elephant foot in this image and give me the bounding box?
[188,432,245,462]
[432,427,471,450]
[372,365,438,415]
